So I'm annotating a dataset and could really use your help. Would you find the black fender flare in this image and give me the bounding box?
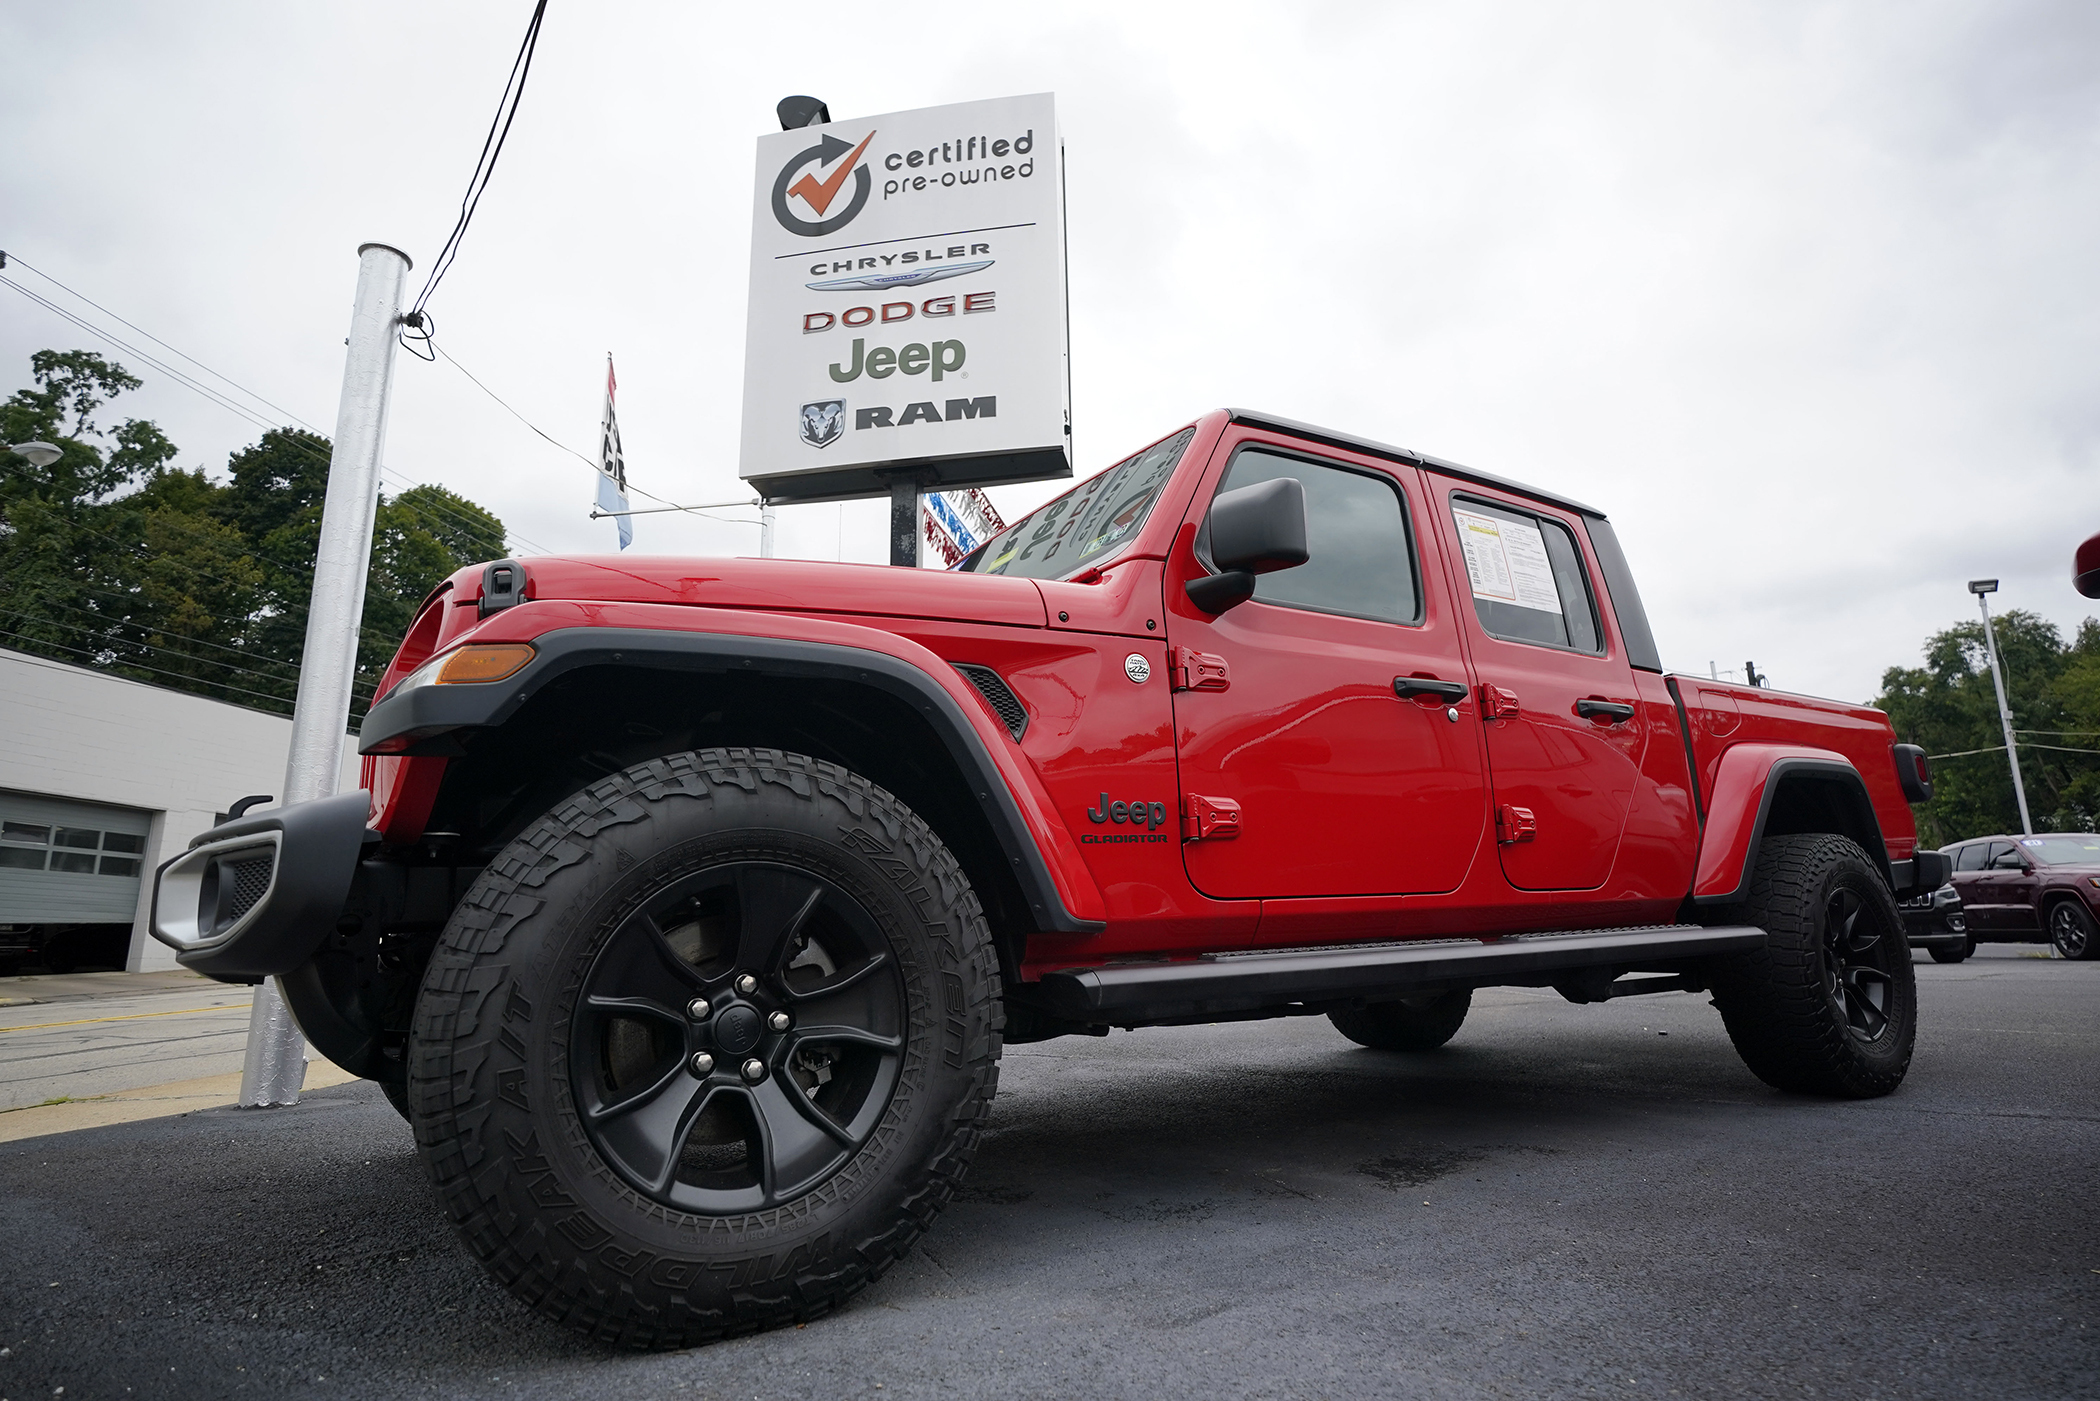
[359,625,1105,936]
[1692,757,1901,905]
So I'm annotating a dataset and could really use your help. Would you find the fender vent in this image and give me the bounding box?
[954,664,1027,741]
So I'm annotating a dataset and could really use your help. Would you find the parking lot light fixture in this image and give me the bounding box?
[1968,579,2033,835]
[6,441,62,467]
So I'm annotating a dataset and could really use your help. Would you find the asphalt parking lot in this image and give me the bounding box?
[0,946,2092,1400]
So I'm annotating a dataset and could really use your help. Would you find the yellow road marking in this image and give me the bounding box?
[0,1003,242,1033]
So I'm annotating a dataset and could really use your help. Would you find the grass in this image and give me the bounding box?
[0,1095,112,1115]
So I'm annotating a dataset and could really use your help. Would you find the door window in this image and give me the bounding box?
[1986,843,2025,870]
[1448,498,1601,653]
[1211,447,1420,624]
[1954,843,1988,872]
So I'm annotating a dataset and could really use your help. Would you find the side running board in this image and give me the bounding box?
[1028,924,1765,1025]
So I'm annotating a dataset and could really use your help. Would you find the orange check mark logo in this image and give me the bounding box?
[787,131,876,217]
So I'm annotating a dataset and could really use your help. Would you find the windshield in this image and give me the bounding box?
[960,428,1195,580]
[2017,835,2100,865]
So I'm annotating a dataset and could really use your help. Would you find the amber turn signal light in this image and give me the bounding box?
[434,643,536,684]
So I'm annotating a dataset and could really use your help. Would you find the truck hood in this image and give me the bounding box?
[501,555,1048,628]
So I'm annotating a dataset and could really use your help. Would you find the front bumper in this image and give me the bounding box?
[1900,883,1966,945]
[149,791,373,979]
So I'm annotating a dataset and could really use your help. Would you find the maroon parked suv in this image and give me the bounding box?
[1944,833,2100,959]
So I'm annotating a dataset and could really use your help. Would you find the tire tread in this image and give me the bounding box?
[408,747,1002,1348]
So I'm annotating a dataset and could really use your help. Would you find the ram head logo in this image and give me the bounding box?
[798,399,845,449]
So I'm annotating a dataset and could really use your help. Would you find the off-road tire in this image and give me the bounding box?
[1706,833,1915,1097]
[1329,989,1472,1051]
[407,748,1002,1348]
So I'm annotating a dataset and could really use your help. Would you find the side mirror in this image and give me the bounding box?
[1186,477,1310,613]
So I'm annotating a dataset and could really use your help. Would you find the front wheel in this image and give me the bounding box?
[407,749,1002,1347]
[1927,936,1973,965]
[1707,833,1915,1097]
[2049,900,2100,960]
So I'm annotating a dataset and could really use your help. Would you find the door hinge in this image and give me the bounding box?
[1169,645,1230,692]
[1496,803,1537,844]
[1482,684,1521,719]
[1183,793,1242,841]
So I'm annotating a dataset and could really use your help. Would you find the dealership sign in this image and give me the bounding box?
[739,93,1071,504]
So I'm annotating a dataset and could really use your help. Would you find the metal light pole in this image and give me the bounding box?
[1969,578,2033,836]
[237,242,413,1107]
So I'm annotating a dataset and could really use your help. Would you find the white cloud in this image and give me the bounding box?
[3,0,2094,700]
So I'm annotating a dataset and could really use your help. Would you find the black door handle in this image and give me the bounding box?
[1575,698,1637,722]
[1394,677,1469,701]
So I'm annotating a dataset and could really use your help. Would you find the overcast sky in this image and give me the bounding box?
[4,1,2095,703]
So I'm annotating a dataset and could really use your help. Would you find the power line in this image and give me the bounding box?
[433,343,761,527]
[1930,742,2100,759]
[54,513,397,652]
[407,0,549,326]
[3,589,381,702]
[9,593,304,681]
[5,253,315,428]
[0,627,299,712]
[0,605,361,700]
[0,263,558,555]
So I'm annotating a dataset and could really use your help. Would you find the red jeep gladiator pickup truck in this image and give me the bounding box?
[151,408,1944,1347]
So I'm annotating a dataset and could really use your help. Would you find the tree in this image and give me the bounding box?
[1876,610,2100,845]
[1,349,509,721]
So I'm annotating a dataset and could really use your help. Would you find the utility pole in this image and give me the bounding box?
[760,501,776,559]
[1969,578,2033,835]
[237,242,412,1107]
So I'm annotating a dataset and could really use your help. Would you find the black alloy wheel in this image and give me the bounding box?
[2049,899,2100,961]
[1704,832,1915,1097]
[1822,884,1898,1041]
[572,862,905,1213]
[407,748,1002,1348]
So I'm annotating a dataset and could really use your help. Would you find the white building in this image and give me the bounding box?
[0,647,357,972]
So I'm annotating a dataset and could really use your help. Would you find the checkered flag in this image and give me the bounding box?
[597,353,631,549]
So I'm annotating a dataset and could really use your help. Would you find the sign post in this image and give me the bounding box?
[740,94,1072,552]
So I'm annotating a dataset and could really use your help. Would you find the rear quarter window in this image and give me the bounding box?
[1449,497,1601,653]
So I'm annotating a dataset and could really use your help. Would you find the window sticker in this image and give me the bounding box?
[2020,838,2044,846]
[1452,508,1562,615]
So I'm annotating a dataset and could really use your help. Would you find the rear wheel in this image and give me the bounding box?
[2049,900,2099,960]
[1707,833,1915,1097]
[408,748,1001,1347]
[1329,988,1471,1051]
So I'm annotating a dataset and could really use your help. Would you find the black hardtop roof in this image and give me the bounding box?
[1226,409,1605,519]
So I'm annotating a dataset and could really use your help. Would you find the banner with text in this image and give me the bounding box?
[740,93,1070,504]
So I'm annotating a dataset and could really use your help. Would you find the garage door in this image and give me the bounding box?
[0,791,153,925]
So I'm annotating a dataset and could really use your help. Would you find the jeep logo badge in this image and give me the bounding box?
[1124,654,1150,684]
